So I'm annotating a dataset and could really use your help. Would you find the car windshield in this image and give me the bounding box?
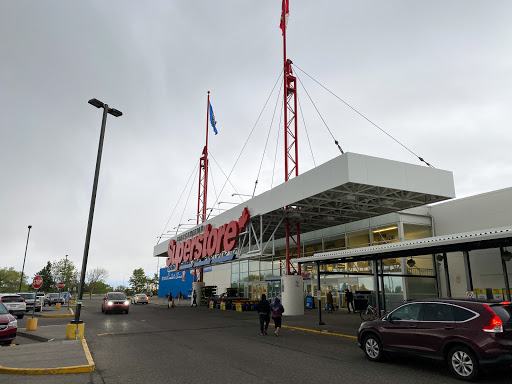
[20,293,35,300]
[137,294,145,298]
[108,294,126,300]
[492,305,512,323]
[0,302,8,314]
[49,294,60,298]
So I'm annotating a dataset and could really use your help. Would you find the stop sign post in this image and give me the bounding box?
[32,275,43,319]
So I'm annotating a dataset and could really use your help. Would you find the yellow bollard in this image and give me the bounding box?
[55,303,61,309]
[26,318,38,331]
[66,323,85,340]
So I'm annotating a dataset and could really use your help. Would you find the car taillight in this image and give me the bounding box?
[21,298,25,302]
[483,304,503,333]
[145,297,148,300]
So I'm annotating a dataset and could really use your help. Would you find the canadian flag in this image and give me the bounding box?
[279,0,289,35]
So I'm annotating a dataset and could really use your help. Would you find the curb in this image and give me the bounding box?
[39,307,74,318]
[0,338,95,375]
[16,330,50,342]
[281,324,357,339]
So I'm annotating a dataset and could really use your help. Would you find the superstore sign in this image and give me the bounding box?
[166,208,250,270]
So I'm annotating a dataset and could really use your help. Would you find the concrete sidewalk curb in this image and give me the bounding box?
[0,338,95,375]
[16,330,50,342]
[39,307,74,318]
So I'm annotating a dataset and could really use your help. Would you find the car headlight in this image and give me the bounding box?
[124,300,130,305]
[8,319,17,327]
[107,301,113,306]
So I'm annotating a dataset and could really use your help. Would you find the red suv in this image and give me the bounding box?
[0,301,17,345]
[101,292,130,314]
[358,299,512,380]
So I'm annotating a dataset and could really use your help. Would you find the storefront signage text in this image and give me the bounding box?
[166,208,250,270]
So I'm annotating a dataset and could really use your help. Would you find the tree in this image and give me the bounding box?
[52,258,79,293]
[129,268,148,293]
[115,285,127,293]
[0,268,27,293]
[35,261,56,292]
[85,267,109,298]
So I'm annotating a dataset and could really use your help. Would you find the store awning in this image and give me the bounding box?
[155,152,455,257]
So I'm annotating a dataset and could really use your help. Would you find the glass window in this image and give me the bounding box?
[303,240,323,257]
[249,260,259,273]
[453,306,477,322]
[389,303,422,321]
[231,262,239,274]
[372,225,399,245]
[403,224,431,241]
[0,302,8,314]
[324,236,346,252]
[347,229,370,249]
[422,303,454,322]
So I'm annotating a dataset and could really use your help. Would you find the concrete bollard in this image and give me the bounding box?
[55,303,61,309]
[66,323,85,340]
[26,318,38,331]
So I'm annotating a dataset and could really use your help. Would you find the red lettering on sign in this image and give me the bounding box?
[224,221,239,252]
[169,209,250,270]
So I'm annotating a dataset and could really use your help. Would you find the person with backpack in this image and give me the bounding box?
[257,294,271,335]
[271,297,285,336]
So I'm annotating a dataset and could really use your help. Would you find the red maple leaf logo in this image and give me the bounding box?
[238,207,250,230]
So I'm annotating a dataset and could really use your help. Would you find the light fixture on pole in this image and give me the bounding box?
[406,258,416,268]
[218,201,238,205]
[231,193,252,198]
[19,225,32,292]
[501,248,512,262]
[71,98,122,328]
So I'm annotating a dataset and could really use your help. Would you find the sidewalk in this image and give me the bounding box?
[0,305,94,375]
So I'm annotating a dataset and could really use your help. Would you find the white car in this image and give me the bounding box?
[0,293,27,319]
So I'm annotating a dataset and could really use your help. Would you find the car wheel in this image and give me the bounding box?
[363,333,383,362]
[101,306,104,313]
[17,314,24,320]
[447,345,479,381]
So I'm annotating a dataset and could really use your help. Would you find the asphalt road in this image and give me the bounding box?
[2,297,511,384]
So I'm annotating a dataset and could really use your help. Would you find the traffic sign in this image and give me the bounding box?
[466,291,475,299]
[57,282,64,289]
[32,275,43,290]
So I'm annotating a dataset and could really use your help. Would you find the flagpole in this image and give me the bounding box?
[206,91,210,165]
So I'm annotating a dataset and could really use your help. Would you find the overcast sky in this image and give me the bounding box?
[1,1,511,289]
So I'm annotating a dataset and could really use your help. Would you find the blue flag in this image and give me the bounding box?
[209,102,218,135]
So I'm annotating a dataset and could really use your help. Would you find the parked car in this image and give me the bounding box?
[102,292,130,314]
[131,293,149,304]
[18,292,43,312]
[358,299,512,380]
[44,293,65,306]
[0,293,26,319]
[0,301,17,345]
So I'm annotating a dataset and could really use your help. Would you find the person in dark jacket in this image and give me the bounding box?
[257,294,271,335]
[271,297,285,336]
[167,292,173,309]
[326,291,334,313]
[345,289,355,313]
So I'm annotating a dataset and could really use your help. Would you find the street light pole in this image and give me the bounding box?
[19,225,32,292]
[72,99,122,326]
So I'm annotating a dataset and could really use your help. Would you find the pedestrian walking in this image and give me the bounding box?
[257,294,271,335]
[271,297,285,336]
[178,291,182,304]
[191,290,198,307]
[168,292,173,309]
[345,288,355,313]
[326,291,334,313]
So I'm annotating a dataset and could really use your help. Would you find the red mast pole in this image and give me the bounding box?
[196,91,210,282]
[281,0,301,276]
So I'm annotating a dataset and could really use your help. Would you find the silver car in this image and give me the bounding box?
[131,293,149,304]
[18,292,43,312]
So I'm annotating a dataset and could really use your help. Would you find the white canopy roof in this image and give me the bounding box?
[154,152,455,257]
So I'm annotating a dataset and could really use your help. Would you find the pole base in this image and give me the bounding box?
[319,321,325,325]
[66,322,85,340]
[26,318,38,331]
